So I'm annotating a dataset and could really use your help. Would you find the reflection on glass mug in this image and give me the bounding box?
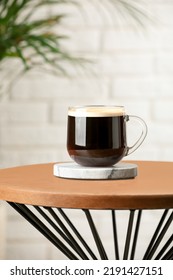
[67,105,147,167]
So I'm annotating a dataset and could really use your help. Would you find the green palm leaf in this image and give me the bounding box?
[0,0,152,74]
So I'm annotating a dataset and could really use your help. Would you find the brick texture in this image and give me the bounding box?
[1,0,173,259]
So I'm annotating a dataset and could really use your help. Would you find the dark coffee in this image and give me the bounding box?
[67,113,127,167]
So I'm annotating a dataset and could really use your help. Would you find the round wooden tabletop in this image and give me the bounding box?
[0,161,173,210]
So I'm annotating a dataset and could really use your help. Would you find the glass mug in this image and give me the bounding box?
[67,105,147,167]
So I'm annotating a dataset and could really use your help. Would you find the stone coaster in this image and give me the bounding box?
[53,162,138,180]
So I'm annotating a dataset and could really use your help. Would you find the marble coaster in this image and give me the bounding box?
[53,162,138,180]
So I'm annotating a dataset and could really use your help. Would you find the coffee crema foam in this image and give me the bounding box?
[68,106,125,117]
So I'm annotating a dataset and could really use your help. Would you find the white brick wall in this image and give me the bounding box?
[1,0,173,259]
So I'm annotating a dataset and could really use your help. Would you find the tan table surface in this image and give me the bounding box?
[0,161,173,210]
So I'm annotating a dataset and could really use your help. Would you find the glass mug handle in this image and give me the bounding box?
[125,115,148,156]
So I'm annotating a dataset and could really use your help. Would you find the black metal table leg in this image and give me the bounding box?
[7,202,173,260]
[112,210,120,260]
[143,210,173,260]
[8,202,79,259]
[83,209,108,260]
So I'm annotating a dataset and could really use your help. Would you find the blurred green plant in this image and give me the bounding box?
[0,0,83,75]
[0,0,151,95]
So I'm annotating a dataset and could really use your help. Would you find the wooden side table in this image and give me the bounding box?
[0,161,173,260]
